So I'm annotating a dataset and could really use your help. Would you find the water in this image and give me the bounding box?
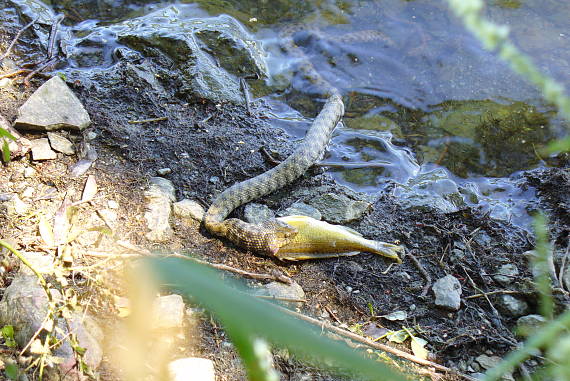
[16,0,569,229]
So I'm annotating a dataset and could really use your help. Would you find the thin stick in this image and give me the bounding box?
[0,68,30,79]
[558,243,569,291]
[23,56,58,86]
[0,17,39,61]
[255,295,306,303]
[277,305,478,381]
[47,14,65,60]
[465,289,528,300]
[85,244,293,284]
[240,78,253,116]
[324,305,341,323]
[407,252,432,297]
[127,116,168,124]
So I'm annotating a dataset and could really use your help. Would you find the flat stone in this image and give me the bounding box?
[432,275,462,311]
[47,132,75,155]
[244,203,274,224]
[15,76,91,131]
[280,202,322,220]
[152,294,185,329]
[31,138,57,160]
[475,354,501,370]
[17,251,55,276]
[173,199,205,222]
[144,177,175,241]
[168,358,215,381]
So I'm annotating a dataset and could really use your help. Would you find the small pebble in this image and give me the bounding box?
[107,200,119,209]
[157,167,172,176]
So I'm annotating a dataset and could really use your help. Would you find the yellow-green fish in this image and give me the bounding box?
[275,215,403,263]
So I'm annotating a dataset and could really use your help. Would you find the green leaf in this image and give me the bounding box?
[0,127,16,141]
[148,257,405,381]
[1,325,17,347]
[386,330,409,344]
[544,135,570,154]
[2,139,10,163]
[5,363,19,380]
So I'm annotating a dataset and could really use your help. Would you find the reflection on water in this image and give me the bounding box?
[25,0,569,229]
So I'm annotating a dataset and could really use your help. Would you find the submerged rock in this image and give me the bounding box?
[15,76,91,131]
[115,7,267,104]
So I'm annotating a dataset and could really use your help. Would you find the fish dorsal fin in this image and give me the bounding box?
[338,225,363,237]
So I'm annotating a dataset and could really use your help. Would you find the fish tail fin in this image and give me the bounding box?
[369,241,404,263]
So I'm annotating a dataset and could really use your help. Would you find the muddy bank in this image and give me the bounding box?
[1,2,569,380]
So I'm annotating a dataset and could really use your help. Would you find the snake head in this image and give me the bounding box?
[263,219,298,257]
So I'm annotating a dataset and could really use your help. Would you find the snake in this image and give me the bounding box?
[203,23,353,255]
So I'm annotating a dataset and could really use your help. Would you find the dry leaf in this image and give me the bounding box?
[82,175,97,202]
[411,336,429,360]
[39,216,55,247]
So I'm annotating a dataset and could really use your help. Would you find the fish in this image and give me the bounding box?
[275,215,403,263]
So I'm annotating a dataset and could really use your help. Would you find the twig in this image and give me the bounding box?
[407,252,432,297]
[47,14,65,60]
[465,289,528,300]
[558,243,569,292]
[127,116,168,124]
[0,68,30,79]
[255,295,307,303]
[0,16,39,61]
[324,305,341,323]
[259,146,281,166]
[240,78,253,116]
[277,305,478,381]
[23,56,58,86]
[86,243,293,284]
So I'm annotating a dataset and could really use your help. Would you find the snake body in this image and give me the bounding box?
[204,94,344,255]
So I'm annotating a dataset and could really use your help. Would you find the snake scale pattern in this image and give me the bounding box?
[204,25,346,255]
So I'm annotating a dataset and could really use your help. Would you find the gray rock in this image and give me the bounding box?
[475,354,501,370]
[173,199,205,222]
[168,358,215,381]
[432,275,462,311]
[157,167,172,176]
[144,177,175,241]
[15,76,91,131]
[308,193,371,224]
[280,202,322,220]
[261,281,305,308]
[244,203,274,224]
[0,275,103,370]
[30,138,57,160]
[449,248,465,264]
[152,294,185,329]
[497,295,529,317]
[393,168,463,214]
[516,314,546,337]
[493,264,519,286]
[47,132,75,155]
